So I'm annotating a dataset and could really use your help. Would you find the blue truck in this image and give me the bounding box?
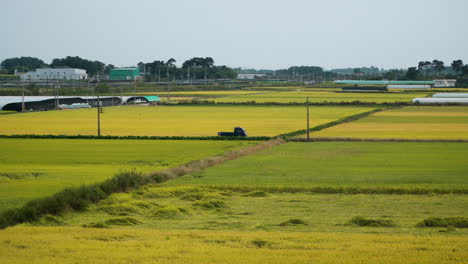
[218,127,247,137]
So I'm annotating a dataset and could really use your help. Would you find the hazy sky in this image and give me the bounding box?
[2,0,467,70]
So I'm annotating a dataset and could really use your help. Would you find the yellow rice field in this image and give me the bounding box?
[0,226,466,264]
[131,90,272,97]
[0,105,375,136]
[310,106,468,139]
[215,91,430,103]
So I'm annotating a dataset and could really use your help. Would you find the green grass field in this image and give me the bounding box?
[171,142,468,189]
[57,186,468,234]
[0,105,375,136]
[311,106,468,139]
[214,91,429,103]
[0,138,255,211]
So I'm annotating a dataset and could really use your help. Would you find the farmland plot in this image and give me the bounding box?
[170,142,468,190]
[0,138,255,210]
[310,106,468,139]
[215,91,429,104]
[0,105,375,136]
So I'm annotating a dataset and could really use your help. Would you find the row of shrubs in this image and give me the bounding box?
[0,170,150,229]
[276,108,384,138]
[205,185,468,195]
[0,134,270,141]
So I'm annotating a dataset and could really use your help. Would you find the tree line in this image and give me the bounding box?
[0,56,110,76]
[337,59,468,87]
[138,57,236,81]
[0,56,237,80]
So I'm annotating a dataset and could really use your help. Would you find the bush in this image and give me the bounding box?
[416,217,468,228]
[348,216,396,227]
[279,218,308,226]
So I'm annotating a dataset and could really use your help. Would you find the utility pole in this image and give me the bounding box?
[306,97,310,141]
[96,74,101,136]
[21,79,25,111]
[187,67,190,82]
[134,78,137,103]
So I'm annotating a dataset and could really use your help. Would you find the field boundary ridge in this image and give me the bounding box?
[201,185,468,195]
[0,134,271,141]
[289,137,468,143]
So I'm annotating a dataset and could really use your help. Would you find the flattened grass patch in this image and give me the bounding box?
[347,216,396,227]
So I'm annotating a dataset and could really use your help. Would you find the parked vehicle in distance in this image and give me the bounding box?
[218,127,247,137]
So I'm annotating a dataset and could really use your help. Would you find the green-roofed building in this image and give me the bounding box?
[109,67,140,80]
[144,96,160,102]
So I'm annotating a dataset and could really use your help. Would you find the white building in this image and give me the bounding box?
[433,79,456,88]
[20,67,88,81]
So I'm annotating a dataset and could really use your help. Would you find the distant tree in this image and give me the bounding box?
[50,56,105,76]
[406,67,419,79]
[432,59,445,75]
[137,62,145,73]
[383,69,405,80]
[144,60,165,81]
[417,61,433,77]
[95,61,105,74]
[166,58,176,66]
[451,60,464,74]
[0,57,46,74]
[166,58,176,79]
[418,61,432,70]
[182,57,214,69]
[104,64,114,74]
[462,65,468,75]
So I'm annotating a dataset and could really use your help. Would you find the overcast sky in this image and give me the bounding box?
[2,0,467,70]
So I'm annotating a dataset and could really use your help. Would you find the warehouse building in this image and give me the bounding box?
[20,67,87,81]
[433,79,456,88]
[109,68,140,80]
[0,96,160,112]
